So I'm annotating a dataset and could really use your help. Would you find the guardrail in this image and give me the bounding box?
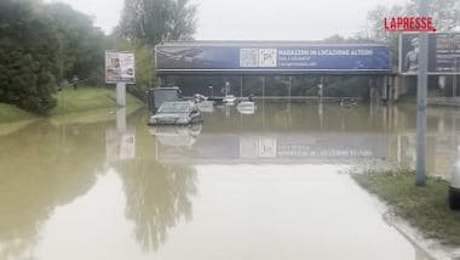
[185,96,363,101]
[427,97,460,107]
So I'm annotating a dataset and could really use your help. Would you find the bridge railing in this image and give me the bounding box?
[428,97,460,107]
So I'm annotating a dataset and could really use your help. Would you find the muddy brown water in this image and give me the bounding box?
[1,101,453,260]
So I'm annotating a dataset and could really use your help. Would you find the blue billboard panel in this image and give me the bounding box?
[155,43,390,72]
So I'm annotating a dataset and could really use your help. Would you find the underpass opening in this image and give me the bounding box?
[161,74,383,100]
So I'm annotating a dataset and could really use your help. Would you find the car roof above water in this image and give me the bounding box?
[161,101,194,105]
[158,101,196,111]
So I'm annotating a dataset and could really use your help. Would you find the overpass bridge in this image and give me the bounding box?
[154,41,397,102]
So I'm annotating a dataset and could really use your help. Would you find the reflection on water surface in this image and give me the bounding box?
[0,102,450,259]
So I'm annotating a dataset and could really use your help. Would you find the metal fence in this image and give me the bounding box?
[428,97,460,107]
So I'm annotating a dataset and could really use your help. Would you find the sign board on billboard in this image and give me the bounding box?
[155,42,391,73]
[105,51,136,84]
[399,32,460,75]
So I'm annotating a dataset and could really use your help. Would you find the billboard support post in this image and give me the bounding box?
[416,0,428,186]
[116,82,126,107]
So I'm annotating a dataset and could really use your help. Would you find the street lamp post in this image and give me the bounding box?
[208,84,214,98]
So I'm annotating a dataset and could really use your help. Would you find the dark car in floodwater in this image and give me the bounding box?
[148,101,203,125]
[147,86,183,114]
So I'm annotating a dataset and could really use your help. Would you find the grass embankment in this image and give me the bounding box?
[0,87,145,125]
[0,103,35,123]
[0,104,36,136]
[352,170,460,245]
[51,86,143,115]
[49,87,145,125]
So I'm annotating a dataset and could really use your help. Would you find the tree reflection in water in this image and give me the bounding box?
[117,160,197,252]
[0,121,108,260]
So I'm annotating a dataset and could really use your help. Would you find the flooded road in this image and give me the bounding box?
[1,101,455,260]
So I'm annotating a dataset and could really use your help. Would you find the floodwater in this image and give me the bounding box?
[1,101,457,260]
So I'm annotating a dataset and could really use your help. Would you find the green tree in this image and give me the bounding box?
[119,0,197,46]
[166,0,197,41]
[46,3,107,85]
[0,0,59,114]
[0,0,109,114]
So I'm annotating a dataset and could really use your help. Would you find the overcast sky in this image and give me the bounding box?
[45,0,408,40]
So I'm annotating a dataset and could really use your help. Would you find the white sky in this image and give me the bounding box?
[45,0,409,41]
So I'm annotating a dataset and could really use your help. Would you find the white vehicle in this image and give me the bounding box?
[197,100,215,113]
[237,101,256,114]
[223,95,237,104]
[193,93,208,103]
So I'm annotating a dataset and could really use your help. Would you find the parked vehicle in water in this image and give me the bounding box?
[237,100,256,114]
[197,100,215,113]
[147,86,183,113]
[339,98,358,108]
[223,94,237,104]
[193,93,208,103]
[148,101,203,125]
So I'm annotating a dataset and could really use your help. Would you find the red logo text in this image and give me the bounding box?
[384,16,436,32]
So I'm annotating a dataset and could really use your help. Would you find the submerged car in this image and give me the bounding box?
[193,93,208,103]
[148,101,203,125]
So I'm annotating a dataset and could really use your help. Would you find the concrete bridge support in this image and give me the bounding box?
[368,74,408,105]
[369,76,391,105]
[392,75,402,102]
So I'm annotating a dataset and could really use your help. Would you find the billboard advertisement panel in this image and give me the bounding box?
[399,33,460,75]
[155,43,390,73]
[105,51,136,84]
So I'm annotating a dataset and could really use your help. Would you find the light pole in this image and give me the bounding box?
[415,0,428,186]
[318,76,324,99]
[208,84,214,98]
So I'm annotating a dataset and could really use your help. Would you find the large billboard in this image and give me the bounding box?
[105,51,136,84]
[399,33,460,75]
[155,42,390,73]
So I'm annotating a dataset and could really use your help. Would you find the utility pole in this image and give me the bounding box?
[415,0,428,186]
